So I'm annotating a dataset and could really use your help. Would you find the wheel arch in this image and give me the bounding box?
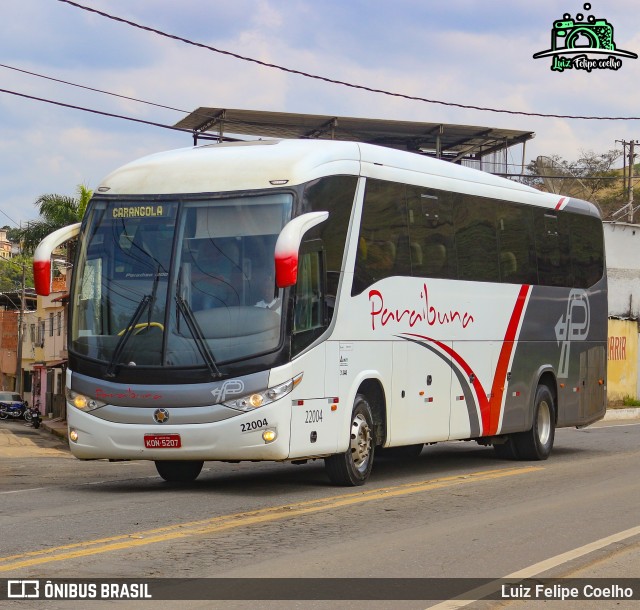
[534,368,558,425]
[355,377,387,447]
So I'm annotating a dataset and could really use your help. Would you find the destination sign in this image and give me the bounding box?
[111,205,169,219]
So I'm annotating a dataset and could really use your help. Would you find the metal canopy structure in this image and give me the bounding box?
[0,289,36,311]
[174,108,534,165]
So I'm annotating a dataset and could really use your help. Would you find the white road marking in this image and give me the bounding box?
[428,524,640,609]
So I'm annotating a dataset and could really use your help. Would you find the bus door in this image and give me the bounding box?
[390,340,452,445]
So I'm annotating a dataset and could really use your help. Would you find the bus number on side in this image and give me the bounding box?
[305,410,323,424]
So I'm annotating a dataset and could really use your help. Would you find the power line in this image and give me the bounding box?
[0,62,188,115]
[0,87,198,135]
[0,209,20,227]
[58,0,640,122]
[0,86,630,184]
[0,63,238,130]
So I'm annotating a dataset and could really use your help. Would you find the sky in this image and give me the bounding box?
[1,0,640,227]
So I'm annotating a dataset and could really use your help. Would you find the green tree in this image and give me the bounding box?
[17,184,92,254]
[519,150,623,216]
[0,255,34,292]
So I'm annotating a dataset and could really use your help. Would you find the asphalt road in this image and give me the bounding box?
[1,416,639,609]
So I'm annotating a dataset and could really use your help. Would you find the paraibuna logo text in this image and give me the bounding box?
[533,3,637,72]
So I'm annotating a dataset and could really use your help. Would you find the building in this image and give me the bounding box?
[0,290,37,396]
[603,221,640,402]
[24,272,69,417]
[0,229,12,259]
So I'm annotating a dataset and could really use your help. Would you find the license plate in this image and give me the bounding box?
[144,434,181,449]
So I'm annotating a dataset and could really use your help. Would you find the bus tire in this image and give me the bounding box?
[324,394,375,486]
[511,385,556,460]
[155,460,204,483]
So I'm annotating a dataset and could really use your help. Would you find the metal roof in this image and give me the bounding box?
[174,108,534,162]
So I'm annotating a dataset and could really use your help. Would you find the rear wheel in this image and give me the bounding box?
[324,394,375,486]
[511,385,555,460]
[0,411,7,420]
[155,460,204,483]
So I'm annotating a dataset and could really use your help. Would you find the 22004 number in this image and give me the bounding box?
[240,419,268,433]
[305,409,323,423]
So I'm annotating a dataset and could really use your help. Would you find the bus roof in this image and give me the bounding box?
[96,139,600,217]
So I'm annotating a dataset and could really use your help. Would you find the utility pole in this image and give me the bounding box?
[14,261,25,394]
[617,139,639,223]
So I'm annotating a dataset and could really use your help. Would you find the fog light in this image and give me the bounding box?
[262,429,276,443]
[69,429,79,442]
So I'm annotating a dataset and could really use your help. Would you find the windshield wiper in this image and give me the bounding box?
[175,295,222,379]
[105,270,161,378]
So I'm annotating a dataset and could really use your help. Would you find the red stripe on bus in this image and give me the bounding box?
[405,333,491,433]
[405,284,531,436]
[555,197,567,210]
[487,284,531,435]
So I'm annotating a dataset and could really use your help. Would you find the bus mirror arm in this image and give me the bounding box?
[33,223,82,296]
[275,212,328,288]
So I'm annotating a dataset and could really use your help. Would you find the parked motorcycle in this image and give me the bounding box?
[29,404,42,429]
[0,392,29,420]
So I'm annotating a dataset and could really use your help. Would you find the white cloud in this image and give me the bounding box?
[1,0,639,227]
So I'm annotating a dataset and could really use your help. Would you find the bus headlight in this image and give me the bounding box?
[223,373,303,412]
[66,389,106,412]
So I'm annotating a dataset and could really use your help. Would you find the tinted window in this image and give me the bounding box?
[534,209,572,287]
[454,195,500,283]
[569,213,604,288]
[496,203,538,284]
[350,179,604,291]
[303,176,357,309]
[352,180,411,295]
[406,186,456,279]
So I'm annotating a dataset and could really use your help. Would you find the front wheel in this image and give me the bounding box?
[155,460,204,483]
[23,410,33,423]
[324,394,375,486]
[511,385,556,460]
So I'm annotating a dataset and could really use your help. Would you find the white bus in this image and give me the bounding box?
[34,139,607,485]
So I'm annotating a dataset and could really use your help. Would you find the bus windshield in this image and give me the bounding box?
[71,193,293,372]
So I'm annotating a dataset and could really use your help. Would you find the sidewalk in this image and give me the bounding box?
[41,416,68,441]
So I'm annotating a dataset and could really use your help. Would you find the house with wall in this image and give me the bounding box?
[603,221,640,402]
[26,273,68,417]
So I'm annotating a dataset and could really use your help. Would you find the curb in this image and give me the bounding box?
[41,418,68,441]
[603,407,640,421]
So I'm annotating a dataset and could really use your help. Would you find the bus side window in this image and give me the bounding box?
[292,248,327,356]
[454,195,500,283]
[406,186,455,279]
[570,213,604,288]
[352,179,410,295]
[497,203,537,284]
[534,210,572,287]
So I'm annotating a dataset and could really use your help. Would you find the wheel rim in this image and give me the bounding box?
[537,400,552,446]
[350,413,372,473]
